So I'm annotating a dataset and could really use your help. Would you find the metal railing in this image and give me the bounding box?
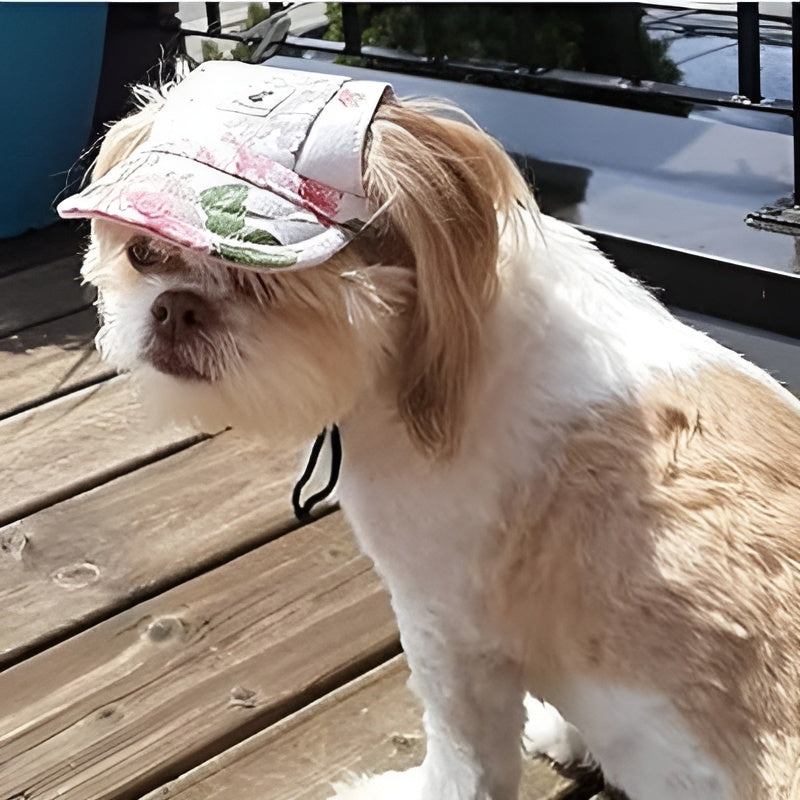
[177,3,800,341]
[188,3,799,229]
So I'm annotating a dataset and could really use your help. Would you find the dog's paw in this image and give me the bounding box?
[523,695,590,767]
[523,696,607,796]
[328,766,423,799]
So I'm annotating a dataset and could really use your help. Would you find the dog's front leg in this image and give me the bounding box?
[331,575,525,800]
[402,619,526,800]
[336,431,526,798]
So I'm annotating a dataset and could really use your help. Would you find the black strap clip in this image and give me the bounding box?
[292,424,342,521]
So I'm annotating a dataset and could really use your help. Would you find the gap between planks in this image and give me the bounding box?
[0,220,85,278]
[0,375,210,527]
[0,255,90,338]
[0,513,399,800]
[0,428,316,670]
[138,656,576,800]
[0,305,114,422]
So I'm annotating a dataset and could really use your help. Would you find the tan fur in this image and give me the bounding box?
[364,100,531,457]
[91,91,536,458]
[87,214,412,445]
[92,89,166,180]
[77,70,800,799]
[489,366,800,798]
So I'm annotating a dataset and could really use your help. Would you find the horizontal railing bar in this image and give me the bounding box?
[645,3,791,25]
[584,228,800,340]
[182,28,250,43]
[280,36,793,117]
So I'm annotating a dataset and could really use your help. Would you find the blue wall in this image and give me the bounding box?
[0,3,107,237]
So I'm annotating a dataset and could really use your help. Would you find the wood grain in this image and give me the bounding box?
[0,255,91,337]
[0,513,399,800]
[0,375,205,526]
[139,657,573,800]
[0,430,306,667]
[0,306,111,419]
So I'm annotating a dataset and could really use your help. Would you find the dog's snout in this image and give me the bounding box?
[145,290,221,381]
[151,290,208,336]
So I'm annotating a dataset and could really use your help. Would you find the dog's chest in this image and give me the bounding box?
[335,425,509,616]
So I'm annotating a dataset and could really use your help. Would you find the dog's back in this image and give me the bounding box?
[485,215,800,799]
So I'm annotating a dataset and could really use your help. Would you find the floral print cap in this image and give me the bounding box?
[57,61,393,270]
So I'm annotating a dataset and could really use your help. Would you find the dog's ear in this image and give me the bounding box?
[363,99,530,457]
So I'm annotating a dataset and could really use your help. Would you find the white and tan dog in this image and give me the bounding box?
[62,63,800,800]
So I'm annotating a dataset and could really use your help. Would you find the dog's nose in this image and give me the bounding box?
[150,290,209,338]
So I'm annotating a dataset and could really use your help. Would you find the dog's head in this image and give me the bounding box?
[72,66,531,455]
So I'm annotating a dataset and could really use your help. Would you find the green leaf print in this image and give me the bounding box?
[200,185,249,214]
[240,226,280,246]
[201,185,284,250]
[205,210,245,238]
[213,241,297,268]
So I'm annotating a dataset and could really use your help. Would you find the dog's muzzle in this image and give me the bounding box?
[145,290,220,381]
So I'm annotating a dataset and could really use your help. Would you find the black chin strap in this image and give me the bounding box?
[292,424,342,521]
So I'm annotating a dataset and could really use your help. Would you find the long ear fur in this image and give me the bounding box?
[363,98,533,457]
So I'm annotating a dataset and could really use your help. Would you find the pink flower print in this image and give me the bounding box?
[195,145,216,165]
[154,212,213,250]
[234,145,340,222]
[235,147,301,193]
[127,188,174,220]
[338,88,366,108]
[298,179,341,221]
[120,175,211,250]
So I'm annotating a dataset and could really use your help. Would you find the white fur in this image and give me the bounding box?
[331,215,752,799]
[522,696,592,770]
[85,97,800,800]
[549,680,734,800]
[331,768,424,799]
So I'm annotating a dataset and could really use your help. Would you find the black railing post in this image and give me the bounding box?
[737,2,761,102]
[205,2,221,35]
[341,4,362,57]
[793,3,800,206]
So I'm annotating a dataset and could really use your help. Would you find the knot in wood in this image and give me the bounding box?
[229,686,258,708]
[391,733,420,751]
[0,526,27,561]
[51,561,100,589]
[146,616,185,642]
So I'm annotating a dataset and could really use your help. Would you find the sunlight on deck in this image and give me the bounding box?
[0,223,573,799]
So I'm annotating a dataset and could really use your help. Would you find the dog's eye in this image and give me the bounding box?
[126,237,164,270]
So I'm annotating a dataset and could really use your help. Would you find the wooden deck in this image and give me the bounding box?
[0,223,576,800]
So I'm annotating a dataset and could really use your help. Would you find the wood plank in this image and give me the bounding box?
[0,220,84,278]
[0,430,305,667]
[0,375,203,526]
[0,513,399,800]
[0,255,90,337]
[139,657,574,800]
[0,306,112,419]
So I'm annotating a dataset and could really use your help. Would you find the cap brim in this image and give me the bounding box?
[57,149,352,271]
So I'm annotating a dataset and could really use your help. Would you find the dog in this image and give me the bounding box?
[59,61,800,800]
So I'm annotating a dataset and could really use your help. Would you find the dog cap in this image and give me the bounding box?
[57,61,393,271]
